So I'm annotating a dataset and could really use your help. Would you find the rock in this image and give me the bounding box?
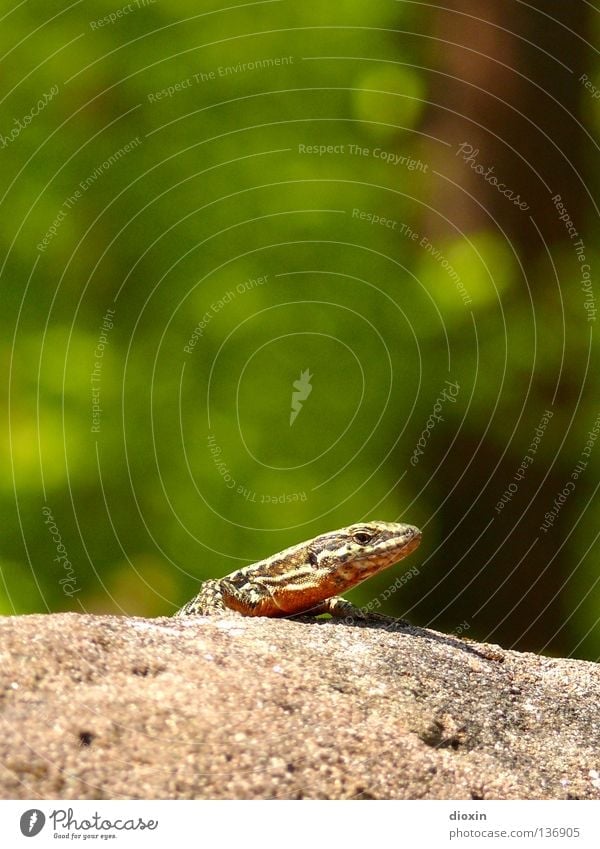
[0,613,598,799]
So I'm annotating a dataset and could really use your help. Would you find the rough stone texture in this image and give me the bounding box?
[0,612,598,800]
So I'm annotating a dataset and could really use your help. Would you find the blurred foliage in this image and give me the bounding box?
[0,1,598,659]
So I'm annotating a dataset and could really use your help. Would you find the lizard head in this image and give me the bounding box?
[308,520,422,590]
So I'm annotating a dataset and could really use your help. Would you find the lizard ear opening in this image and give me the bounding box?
[308,550,319,567]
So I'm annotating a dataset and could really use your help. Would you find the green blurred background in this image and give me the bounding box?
[1,0,599,658]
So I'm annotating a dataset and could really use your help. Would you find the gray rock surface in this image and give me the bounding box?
[0,612,598,799]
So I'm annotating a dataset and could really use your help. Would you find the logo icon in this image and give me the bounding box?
[290,369,313,426]
[20,810,46,837]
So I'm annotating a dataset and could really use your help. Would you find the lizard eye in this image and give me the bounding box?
[353,531,373,545]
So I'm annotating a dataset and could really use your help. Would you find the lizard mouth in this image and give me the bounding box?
[404,524,422,541]
[391,524,422,551]
[355,524,422,565]
[399,531,421,556]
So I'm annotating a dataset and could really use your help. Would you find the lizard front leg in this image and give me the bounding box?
[300,596,409,626]
[174,579,229,616]
[175,577,276,617]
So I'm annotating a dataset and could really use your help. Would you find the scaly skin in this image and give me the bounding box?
[174,521,421,621]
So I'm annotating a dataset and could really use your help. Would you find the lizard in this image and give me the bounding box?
[174,520,421,622]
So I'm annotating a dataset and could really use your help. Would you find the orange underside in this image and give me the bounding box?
[227,584,332,617]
